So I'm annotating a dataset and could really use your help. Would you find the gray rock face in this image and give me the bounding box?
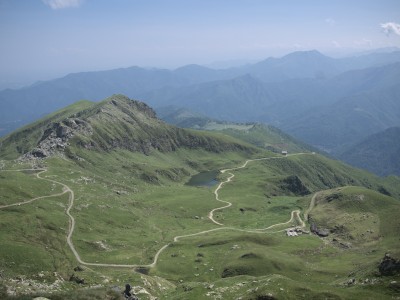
[310,221,330,237]
[24,118,92,159]
[316,229,330,237]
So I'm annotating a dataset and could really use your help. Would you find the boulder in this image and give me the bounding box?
[69,274,85,284]
[316,229,330,237]
[379,253,400,276]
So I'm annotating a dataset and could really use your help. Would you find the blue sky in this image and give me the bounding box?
[0,0,399,87]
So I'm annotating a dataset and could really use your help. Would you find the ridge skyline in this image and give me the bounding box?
[1,46,400,91]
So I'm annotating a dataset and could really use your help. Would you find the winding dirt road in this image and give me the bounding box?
[0,153,314,269]
[0,169,69,209]
[209,154,307,225]
[303,191,320,222]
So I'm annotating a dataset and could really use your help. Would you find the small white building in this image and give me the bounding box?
[282,150,288,156]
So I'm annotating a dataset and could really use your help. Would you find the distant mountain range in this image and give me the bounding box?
[2,49,400,135]
[143,62,400,154]
[1,48,400,176]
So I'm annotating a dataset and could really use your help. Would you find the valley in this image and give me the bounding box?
[1,153,309,269]
[0,95,399,299]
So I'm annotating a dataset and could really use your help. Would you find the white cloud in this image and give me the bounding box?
[325,18,336,26]
[381,22,400,36]
[42,0,83,10]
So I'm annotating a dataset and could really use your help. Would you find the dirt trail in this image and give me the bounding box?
[0,153,314,269]
[209,153,308,225]
[0,169,68,209]
[303,191,320,222]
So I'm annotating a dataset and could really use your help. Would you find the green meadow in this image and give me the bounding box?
[1,96,399,299]
[1,149,399,299]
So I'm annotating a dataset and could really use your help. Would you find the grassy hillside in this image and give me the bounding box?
[311,186,400,251]
[0,95,256,160]
[157,107,314,154]
[0,100,94,159]
[1,95,399,299]
[219,123,315,154]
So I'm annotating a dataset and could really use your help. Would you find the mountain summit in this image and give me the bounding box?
[0,95,253,160]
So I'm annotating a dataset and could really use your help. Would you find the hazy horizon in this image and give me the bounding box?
[1,0,400,89]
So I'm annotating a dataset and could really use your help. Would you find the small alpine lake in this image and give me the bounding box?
[185,170,220,187]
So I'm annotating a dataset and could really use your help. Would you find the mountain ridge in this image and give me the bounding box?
[339,127,400,176]
[141,62,400,157]
[0,95,256,160]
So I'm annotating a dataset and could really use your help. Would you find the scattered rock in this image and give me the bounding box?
[239,207,257,213]
[93,240,111,251]
[21,118,93,160]
[310,221,329,237]
[31,148,49,158]
[326,193,341,202]
[339,242,352,249]
[347,278,356,285]
[134,267,150,275]
[240,253,260,259]
[331,224,346,234]
[256,293,275,300]
[389,281,400,292]
[355,194,365,201]
[69,274,84,284]
[316,229,329,237]
[73,265,84,272]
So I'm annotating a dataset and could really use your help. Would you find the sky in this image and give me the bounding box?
[0,0,400,88]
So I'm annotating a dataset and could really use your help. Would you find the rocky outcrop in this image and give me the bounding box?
[310,221,330,237]
[23,118,92,159]
[379,253,400,276]
[69,273,85,284]
[10,95,255,160]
